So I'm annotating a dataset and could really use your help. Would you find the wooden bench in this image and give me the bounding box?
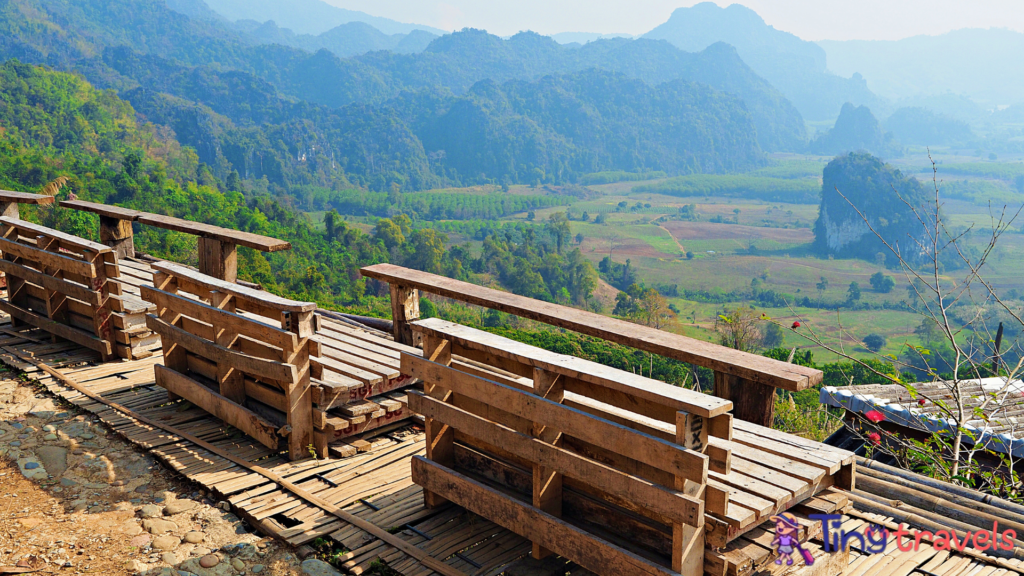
[0,216,143,361]
[60,200,291,282]
[404,319,855,576]
[143,261,318,460]
[361,263,823,426]
[405,318,713,575]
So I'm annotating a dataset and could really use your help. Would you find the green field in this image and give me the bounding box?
[328,155,1024,365]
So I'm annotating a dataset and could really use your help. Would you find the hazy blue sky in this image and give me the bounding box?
[322,0,1024,41]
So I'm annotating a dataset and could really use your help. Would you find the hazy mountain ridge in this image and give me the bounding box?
[819,28,1024,106]
[198,0,446,36]
[0,0,772,192]
[644,2,883,121]
[810,103,901,158]
[230,19,438,58]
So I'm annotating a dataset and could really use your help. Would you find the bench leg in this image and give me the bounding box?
[714,371,776,427]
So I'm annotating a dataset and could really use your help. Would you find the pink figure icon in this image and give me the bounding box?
[772,512,815,566]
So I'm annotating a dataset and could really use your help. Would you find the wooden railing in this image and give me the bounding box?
[403,318,725,576]
[60,200,291,282]
[143,261,318,460]
[0,215,129,360]
[361,263,823,426]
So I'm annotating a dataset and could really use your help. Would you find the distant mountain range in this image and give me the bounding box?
[195,0,447,36]
[230,19,437,57]
[0,0,781,193]
[643,2,882,121]
[551,33,634,45]
[819,29,1024,108]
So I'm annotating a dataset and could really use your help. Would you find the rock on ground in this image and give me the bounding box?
[0,373,307,576]
[301,558,344,576]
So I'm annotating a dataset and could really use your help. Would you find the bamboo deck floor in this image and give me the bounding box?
[0,300,1021,575]
[0,322,541,575]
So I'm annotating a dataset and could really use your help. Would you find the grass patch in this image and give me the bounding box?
[634,174,820,204]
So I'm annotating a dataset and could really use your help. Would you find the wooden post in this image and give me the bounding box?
[531,367,564,560]
[198,237,237,283]
[37,234,68,344]
[714,371,776,427]
[389,284,419,346]
[422,333,453,508]
[283,309,314,461]
[674,412,707,576]
[2,223,27,328]
[99,215,135,259]
[155,271,186,402]
[211,291,245,404]
[0,202,19,220]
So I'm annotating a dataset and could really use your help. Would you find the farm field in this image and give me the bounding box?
[328,154,1024,364]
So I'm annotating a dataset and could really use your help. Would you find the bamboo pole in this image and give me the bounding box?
[856,457,1024,517]
[847,491,1024,559]
[855,474,1024,536]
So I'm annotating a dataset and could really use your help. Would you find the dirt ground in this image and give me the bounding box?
[0,370,317,576]
[660,221,813,243]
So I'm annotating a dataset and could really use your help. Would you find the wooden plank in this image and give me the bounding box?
[0,190,55,205]
[411,456,678,576]
[413,318,731,419]
[0,235,96,277]
[146,314,297,383]
[402,353,708,484]
[60,200,141,221]
[0,217,111,254]
[0,258,102,305]
[321,405,410,440]
[363,264,820,391]
[141,285,298,352]
[137,213,290,252]
[311,355,383,386]
[154,365,279,449]
[151,261,315,313]
[409,390,703,526]
[0,299,112,355]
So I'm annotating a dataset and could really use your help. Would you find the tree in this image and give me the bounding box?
[546,212,572,254]
[409,229,447,274]
[870,271,895,293]
[847,281,861,301]
[862,333,886,352]
[374,218,405,250]
[527,211,535,221]
[761,322,785,349]
[715,307,763,353]
[685,251,694,260]
[594,212,606,224]
[815,276,829,302]
[324,209,340,241]
[575,232,584,245]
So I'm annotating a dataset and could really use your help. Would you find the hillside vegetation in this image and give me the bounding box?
[0,0,807,196]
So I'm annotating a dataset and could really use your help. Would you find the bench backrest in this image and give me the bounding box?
[0,217,119,359]
[143,261,318,460]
